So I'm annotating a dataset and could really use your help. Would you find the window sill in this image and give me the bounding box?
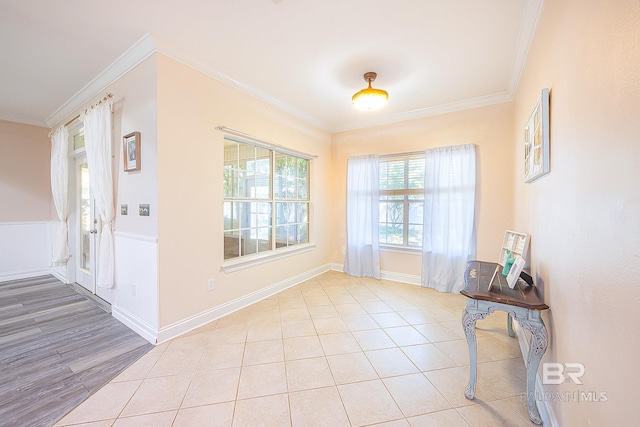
[221,243,316,273]
[380,245,422,255]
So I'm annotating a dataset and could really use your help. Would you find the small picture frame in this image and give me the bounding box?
[506,255,526,289]
[123,132,141,171]
[524,88,550,183]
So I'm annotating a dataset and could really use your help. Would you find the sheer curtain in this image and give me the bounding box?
[51,125,70,265]
[421,144,477,293]
[344,155,381,279]
[82,101,115,288]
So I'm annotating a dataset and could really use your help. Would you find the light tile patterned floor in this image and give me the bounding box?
[55,271,539,427]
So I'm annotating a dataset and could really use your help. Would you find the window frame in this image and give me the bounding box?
[378,153,425,250]
[222,135,313,269]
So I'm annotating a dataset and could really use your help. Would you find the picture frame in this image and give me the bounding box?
[123,131,141,171]
[506,255,526,289]
[524,88,550,183]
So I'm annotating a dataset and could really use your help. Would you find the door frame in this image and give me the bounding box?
[67,122,112,304]
[74,155,98,293]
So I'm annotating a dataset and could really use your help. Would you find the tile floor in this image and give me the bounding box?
[55,271,539,427]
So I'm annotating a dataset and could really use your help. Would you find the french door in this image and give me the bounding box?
[74,155,112,303]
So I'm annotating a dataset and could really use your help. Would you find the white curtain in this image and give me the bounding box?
[51,126,70,265]
[421,144,477,293]
[82,101,115,288]
[344,155,381,279]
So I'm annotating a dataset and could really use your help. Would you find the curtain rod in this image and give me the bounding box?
[379,150,426,159]
[377,144,477,160]
[48,93,115,138]
[216,126,318,160]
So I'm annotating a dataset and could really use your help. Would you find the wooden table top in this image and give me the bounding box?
[461,260,549,310]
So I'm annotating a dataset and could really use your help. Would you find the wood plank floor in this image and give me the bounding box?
[0,276,153,427]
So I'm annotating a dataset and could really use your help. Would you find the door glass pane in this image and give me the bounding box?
[79,163,91,272]
[73,130,85,150]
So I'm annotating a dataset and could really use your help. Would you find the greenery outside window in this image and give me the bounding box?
[224,137,310,260]
[379,154,425,248]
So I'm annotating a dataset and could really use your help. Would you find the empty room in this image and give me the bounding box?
[0,0,637,426]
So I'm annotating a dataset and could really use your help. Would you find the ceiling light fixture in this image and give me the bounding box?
[352,72,389,111]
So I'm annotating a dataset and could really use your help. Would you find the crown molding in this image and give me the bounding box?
[45,33,157,128]
[508,0,545,95]
[152,37,330,132]
[43,0,542,133]
[0,113,48,128]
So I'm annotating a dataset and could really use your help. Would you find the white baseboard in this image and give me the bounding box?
[513,321,558,427]
[156,263,331,344]
[50,267,70,284]
[0,268,53,283]
[329,263,422,286]
[329,263,343,272]
[381,270,421,286]
[112,304,158,345]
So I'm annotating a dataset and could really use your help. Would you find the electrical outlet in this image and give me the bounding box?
[131,283,137,297]
[207,278,215,291]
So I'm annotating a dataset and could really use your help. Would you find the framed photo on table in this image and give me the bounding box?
[123,131,141,171]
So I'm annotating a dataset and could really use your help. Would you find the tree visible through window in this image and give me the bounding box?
[223,138,310,260]
[379,154,425,248]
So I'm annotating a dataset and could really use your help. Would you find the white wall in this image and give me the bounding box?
[112,232,158,343]
[49,55,160,342]
[0,222,52,281]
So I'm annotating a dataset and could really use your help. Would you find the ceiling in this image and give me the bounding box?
[0,0,542,132]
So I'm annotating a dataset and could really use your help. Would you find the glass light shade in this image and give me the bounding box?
[352,87,389,111]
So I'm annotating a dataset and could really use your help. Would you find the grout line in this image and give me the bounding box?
[62,271,534,426]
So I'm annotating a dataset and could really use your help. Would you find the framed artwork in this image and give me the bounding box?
[506,255,526,289]
[123,131,141,171]
[524,88,550,183]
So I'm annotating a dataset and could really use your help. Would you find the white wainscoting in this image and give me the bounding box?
[0,222,52,282]
[112,232,159,344]
[156,263,331,344]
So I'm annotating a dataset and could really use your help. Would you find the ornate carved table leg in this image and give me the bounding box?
[507,314,515,337]
[518,316,548,425]
[462,306,489,399]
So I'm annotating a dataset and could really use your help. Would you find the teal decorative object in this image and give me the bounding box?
[502,250,515,276]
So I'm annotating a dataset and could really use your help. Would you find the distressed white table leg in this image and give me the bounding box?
[517,315,548,425]
[462,306,489,399]
[507,314,515,337]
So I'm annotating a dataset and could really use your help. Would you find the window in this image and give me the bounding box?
[223,137,310,260]
[378,153,425,248]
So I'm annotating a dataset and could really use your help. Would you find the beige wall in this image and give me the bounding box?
[156,54,332,327]
[331,102,515,277]
[51,56,159,239]
[111,57,159,238]
[0,120,51,222]
[513,0,640,424]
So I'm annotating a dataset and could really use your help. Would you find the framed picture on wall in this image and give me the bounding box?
[123,131,141,171]
[524,88,550,183]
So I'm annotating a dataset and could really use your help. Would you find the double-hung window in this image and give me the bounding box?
[223,137,310,260]
[378,153,425,248]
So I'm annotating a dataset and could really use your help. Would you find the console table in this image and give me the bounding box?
[461,260,549,425]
